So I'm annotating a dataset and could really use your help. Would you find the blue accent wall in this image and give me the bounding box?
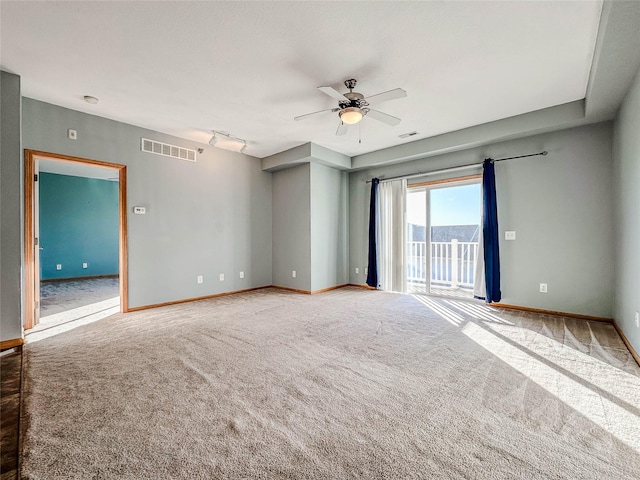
[39,172,119,280]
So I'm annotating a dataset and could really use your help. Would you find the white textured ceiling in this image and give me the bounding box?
[1,1,603,158]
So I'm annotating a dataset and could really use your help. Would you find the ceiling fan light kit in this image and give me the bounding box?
[339,107,364,125]
[294,78,407,137]
[209,131,247,154]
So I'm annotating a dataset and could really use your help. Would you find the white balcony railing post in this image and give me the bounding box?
[451,239,459,288]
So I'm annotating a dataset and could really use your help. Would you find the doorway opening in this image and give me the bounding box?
[406,176,481,298]
[24,151,128,335]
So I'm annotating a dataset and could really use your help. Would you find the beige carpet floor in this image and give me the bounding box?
[21,287,640,479]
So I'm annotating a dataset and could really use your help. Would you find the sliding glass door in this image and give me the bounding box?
[406,178,481,298]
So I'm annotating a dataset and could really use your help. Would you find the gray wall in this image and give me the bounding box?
[310,163,349,292]
[613,67,640,354]
[22,98,272,309]
[350,123,615,318]
[272,164,311,291]
[0,71,23,342]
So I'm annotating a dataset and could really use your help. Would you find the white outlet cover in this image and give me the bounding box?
[505,231,516,240]
[292,270,296,278]
[239,271,244,279]
[56,264,62,270]
[82,263,88,268]
[219,273,224,281]
[539,283,548,293]
[355,267,359,274]
[133,206,146,214]
[635,311,639,327]
[364,267,368,275]
[67,129,77,140]
[197,275,203,284]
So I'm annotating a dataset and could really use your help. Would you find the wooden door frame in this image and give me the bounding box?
[23,150,128,330]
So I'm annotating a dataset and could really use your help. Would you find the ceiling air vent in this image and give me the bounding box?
[141,138,196,162]
[399,131,418,139]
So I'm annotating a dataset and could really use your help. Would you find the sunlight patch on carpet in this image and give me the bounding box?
[461,320,640,451]
[27,297,120,344]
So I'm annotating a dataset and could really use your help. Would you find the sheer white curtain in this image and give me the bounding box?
[473,184,486,299]
[378,179,407,293]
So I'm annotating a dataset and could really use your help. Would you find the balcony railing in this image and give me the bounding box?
[407,240,479,290]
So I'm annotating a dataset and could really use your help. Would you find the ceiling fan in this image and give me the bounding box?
[294,79,407,136]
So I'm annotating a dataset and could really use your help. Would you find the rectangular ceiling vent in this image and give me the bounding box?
[399,131,419,139]
[141,138,196,162]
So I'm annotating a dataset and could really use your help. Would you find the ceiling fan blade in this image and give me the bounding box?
[365,88,407,104]
[318,86,347,100]
[294,108,338,121]
[336,121,348,136]
[367,109,401,126]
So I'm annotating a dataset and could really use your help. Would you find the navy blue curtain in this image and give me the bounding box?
[366,178,379,287]
[482,160,501,303]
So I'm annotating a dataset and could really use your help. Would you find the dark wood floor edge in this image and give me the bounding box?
[41,274,119,283]
[488,303,613,323]
[126,286,273,312]
[612,320,640,367]
[0,338,24,351]
[17,346,25,479]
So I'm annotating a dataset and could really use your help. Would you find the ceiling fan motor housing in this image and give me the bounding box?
[339,92,369,115]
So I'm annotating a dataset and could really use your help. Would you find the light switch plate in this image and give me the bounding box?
[133,206,146,215]
[67,129,77,140]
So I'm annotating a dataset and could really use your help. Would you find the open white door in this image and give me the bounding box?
[34,158,41,325]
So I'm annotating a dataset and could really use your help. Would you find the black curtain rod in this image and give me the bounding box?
[365,151,548,184]
[493,151,548,162]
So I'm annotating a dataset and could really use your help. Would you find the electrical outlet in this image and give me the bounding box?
[364,267,368,275]
[292,270,296,278]
[197,275,203,284]
[82,262,88,269]
[56,264,62,270]
[219,273,224,281]
[355,267,359,274]
[539,283,548,293]
[239,271,244,279]
[67,129,77,140]
[635,311,639,328]
[505,231,516,240]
